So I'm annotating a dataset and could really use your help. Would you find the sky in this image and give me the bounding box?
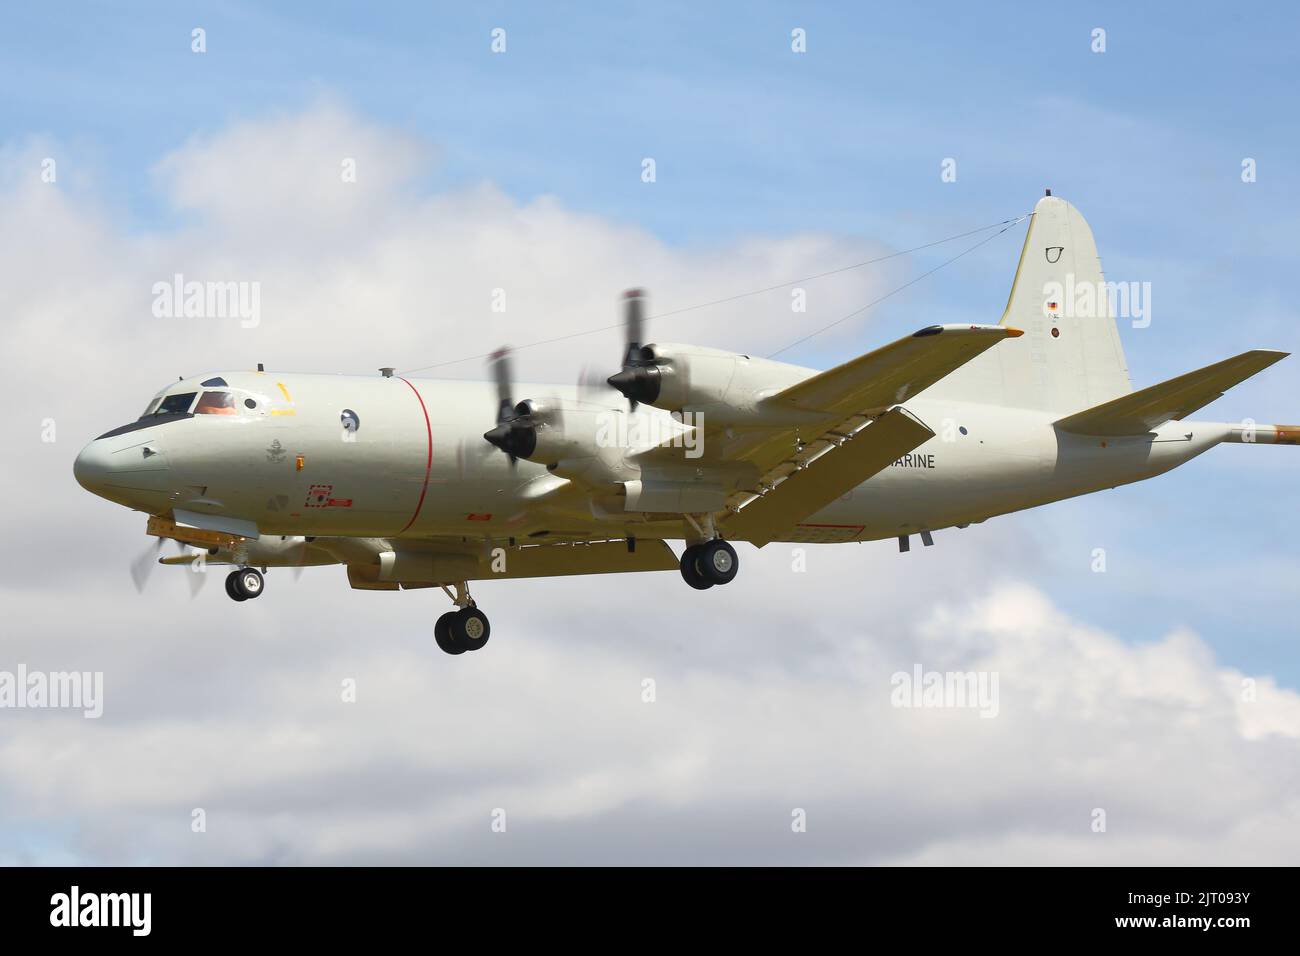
[1,2,1298,864]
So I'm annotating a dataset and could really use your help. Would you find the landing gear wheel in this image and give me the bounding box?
[434,612,466,655]
[229,567,264,600]
[698,539,738,585]
[435,607,490,654]
[451,606,491,651]
[224,570,248,602]
[679,546,714,590]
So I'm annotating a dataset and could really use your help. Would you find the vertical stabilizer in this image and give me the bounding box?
[922,194,1132,412]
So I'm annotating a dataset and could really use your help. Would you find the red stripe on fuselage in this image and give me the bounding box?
[397,377,433,534]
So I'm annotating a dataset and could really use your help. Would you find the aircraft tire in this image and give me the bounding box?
[225,570,249,602]
[235,567,265,600]
[452,607,491,651]
[698,539,739,586]
[435,612,465,655]
[679,546,714,590]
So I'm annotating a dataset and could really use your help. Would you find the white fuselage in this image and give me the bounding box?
[74,369,1228,548]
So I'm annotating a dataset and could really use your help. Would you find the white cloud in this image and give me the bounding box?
[152,101,433,239]
[2,563,1297,865]
[5,100,900,409]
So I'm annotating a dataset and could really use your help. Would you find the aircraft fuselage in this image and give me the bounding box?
[73,369,1230,547]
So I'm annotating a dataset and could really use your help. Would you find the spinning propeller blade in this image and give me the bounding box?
[186,551,208,599]
[606,288,661,408]
[131,538,185,594]
[489,346,514,426]
[482,346,537,463]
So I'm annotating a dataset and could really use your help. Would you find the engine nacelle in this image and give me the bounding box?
[517,402,610,468]
[610,343,823,426]
[501,401,638,488]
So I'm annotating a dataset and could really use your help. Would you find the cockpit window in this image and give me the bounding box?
[155,392,197,415]
[195,390,239,415]
[201,376,229,387]
[140,398,162,418]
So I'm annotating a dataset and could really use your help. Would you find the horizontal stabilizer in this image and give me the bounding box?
[1054,350,1288,436]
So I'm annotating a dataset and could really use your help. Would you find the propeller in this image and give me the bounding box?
[623,287,646,367]
[577,362,620,407]
[130,537,193,594]
[482,347,538,463]
[129,537,166,593]
[606,289,662,408]
[457,434,497,480]
[490,347,514,427]
[185,550,208,599]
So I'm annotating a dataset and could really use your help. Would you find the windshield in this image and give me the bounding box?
[134,379,266,423]
[152,392,197,416]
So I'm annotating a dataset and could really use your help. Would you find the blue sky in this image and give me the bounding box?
[3,1,1298,864]
[7,2,1298,368]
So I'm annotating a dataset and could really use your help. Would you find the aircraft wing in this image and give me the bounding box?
[764,323,1021,423]
[1054,349,1289,436]
[723,406,934,546]
[692,325,1017,545]
[710,324,1019,480]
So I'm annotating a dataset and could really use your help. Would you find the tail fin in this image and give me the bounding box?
[922,194,1133,412]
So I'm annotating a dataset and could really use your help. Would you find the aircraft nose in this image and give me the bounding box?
[73,439,112,493]
[73,433,171,503]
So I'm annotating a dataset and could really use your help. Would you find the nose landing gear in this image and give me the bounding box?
[434,581,491,655]
[224,567,264,602]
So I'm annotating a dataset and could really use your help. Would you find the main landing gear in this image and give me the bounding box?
[224,567,264,602]
[679,539,739,590]
[434,581,490,655]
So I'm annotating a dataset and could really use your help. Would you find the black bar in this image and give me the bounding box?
[0,866,1288,943]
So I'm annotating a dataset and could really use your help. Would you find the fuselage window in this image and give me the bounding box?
[195,390,238,415]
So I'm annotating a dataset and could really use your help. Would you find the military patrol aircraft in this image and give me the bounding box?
[74,194,1295,654]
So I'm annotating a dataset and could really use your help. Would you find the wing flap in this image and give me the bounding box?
[1054,350,1288,436]
[724,407,933,547]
